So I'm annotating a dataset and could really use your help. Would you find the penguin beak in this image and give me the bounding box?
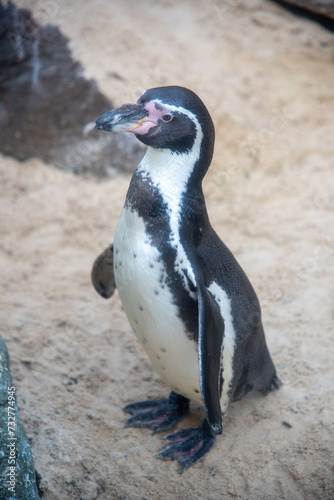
[95,104,149,133]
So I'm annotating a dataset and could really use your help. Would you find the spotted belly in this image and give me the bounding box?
[113,206,202,404]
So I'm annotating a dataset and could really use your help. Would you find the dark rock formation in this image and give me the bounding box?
[0,1,144,176]
[0,335,40,500]
[274,0,334,23]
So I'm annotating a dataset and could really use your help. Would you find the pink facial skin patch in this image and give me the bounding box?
[132,101,171,136]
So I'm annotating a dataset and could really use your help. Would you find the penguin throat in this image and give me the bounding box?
[137,113,204,194]
[138,148,194,200]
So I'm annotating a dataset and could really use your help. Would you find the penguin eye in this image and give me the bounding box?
[161,114,173,122]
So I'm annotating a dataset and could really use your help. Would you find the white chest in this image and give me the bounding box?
[113,206,202,404]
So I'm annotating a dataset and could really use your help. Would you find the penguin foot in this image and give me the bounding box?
[123,392,189,435]
[262,373,282,395]
[157,419,216,473]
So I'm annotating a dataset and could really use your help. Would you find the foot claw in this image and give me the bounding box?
[157,420,216,473]
[123,392,189,434]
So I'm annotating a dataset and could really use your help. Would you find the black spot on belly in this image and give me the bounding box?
[160,347,167,353]
[193,388,200,394]
[138,305,144,311]
[149,262,154,268]
[133,252,137,258]
[115,248,119,254]
[154,289,159,295]
[156,355,161,360]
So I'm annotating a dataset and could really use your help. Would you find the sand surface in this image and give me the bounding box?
[1,0,334,498]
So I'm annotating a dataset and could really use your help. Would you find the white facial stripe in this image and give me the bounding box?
[137,102,203,297]
[147,99,200,125]
[208,282,236,413]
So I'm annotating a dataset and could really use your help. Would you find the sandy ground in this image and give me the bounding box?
[1,0,334,498]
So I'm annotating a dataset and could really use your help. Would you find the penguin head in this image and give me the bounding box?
[96,86,215,165]
[135,86,214,155]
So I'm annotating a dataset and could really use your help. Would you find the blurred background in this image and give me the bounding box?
[1,1,333,499]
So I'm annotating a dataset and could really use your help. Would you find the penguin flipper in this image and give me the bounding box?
[197,281,225,435]
[91,244,116,299]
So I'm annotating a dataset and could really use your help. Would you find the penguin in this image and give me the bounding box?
[92,86,281,472]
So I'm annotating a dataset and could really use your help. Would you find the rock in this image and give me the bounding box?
[0,335,40,500]
[275,0,334,21]
[0,1,144,176]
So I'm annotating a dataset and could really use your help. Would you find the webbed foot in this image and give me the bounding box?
[157,419,216,473]
[123,391,189,435]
